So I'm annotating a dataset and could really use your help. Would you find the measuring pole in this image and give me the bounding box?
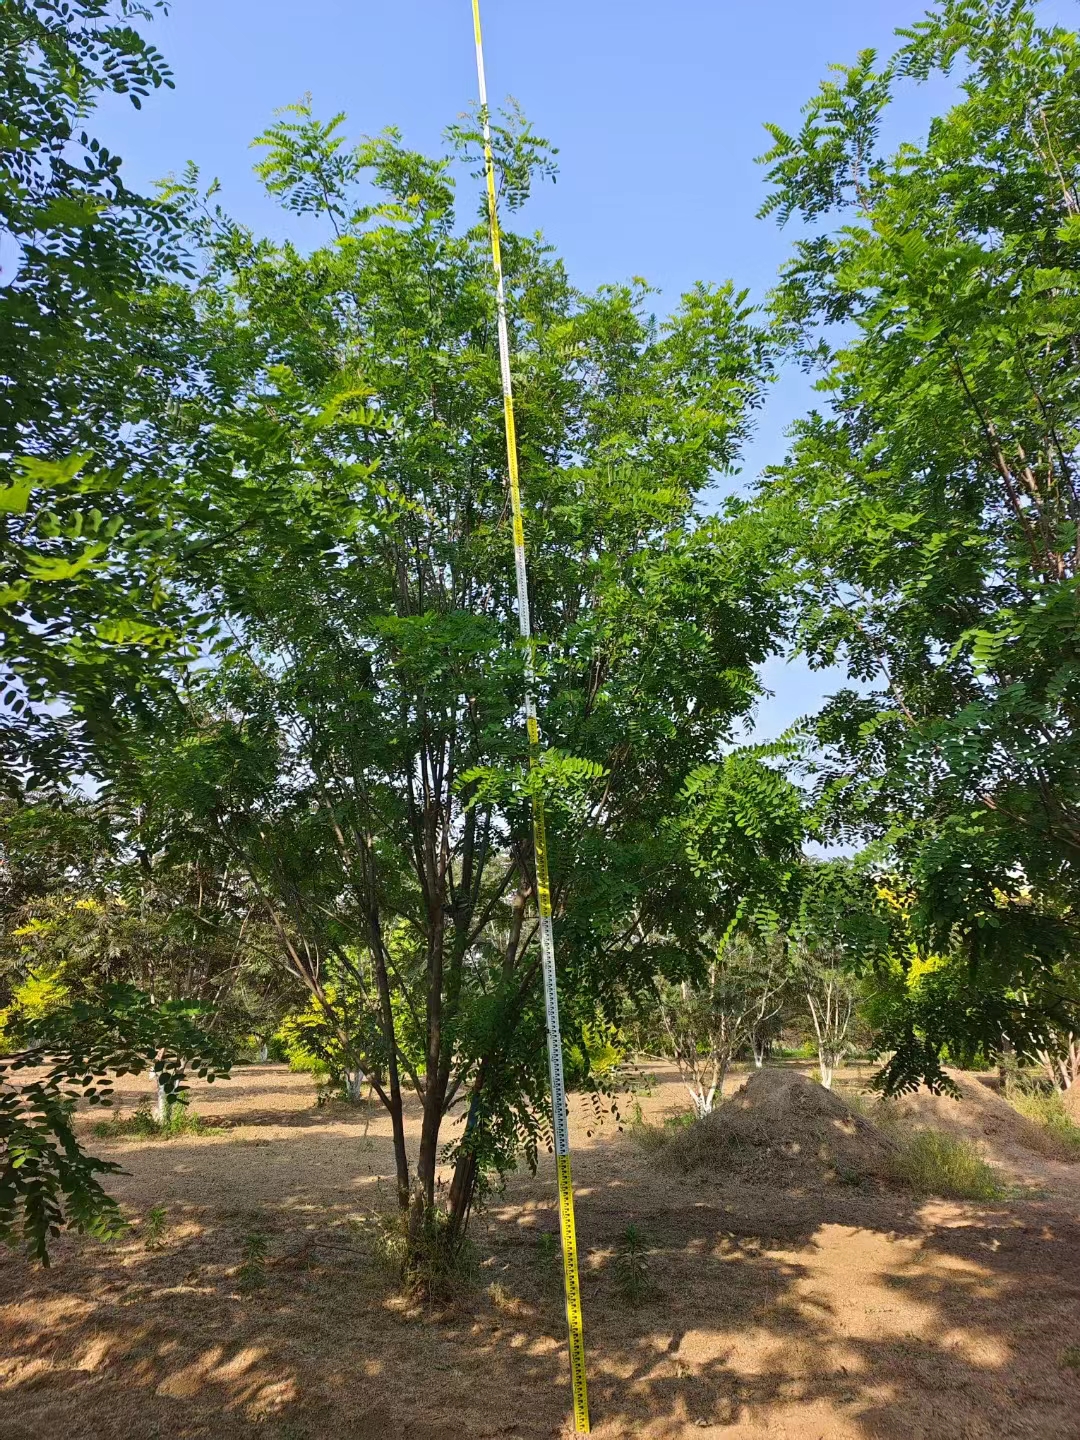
[469,3,590,1433]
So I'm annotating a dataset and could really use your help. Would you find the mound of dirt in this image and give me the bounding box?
[659,1068,896,1189]
[891,1068,1076,1167]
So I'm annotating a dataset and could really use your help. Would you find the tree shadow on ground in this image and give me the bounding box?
[1,1109,1078,1438]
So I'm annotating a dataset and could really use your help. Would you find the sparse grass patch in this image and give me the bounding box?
[1006,1083,1080,1161]
[530,1230,560,1291]
[1060,1344,1080,1371]
[92,1100,226,1141]
[888,1128,1003,1201]
[630,1109,722,1173]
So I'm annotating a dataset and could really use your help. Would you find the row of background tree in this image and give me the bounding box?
[2,0,1078,1263]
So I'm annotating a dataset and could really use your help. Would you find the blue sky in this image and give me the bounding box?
[97,0,1076,738]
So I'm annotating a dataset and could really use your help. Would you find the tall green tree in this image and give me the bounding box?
[124,103,781,1254]
[750,0,1080,1082]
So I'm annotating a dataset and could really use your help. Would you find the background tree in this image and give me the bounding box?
[657,935,788,1114]
[748,0,1080,1084]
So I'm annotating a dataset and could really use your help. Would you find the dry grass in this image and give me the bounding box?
[1006,1083,1080,1161]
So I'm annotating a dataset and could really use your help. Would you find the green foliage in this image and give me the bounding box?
[613,1223,651,1305]
[0,3,200,787]
[0,795,306,1056]
[116,97,780,1249]
[275,982,374,1101]
[0,981,232,1261]
[142,1203,167,1249]
[748,0,1080,1084]
[887,1127,1004,1201]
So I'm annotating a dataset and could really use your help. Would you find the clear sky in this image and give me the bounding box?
[96,0,1076,739]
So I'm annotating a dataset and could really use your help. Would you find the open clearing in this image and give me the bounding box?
[2,1063,1079,1440]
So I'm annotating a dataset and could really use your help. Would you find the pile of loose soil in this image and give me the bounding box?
[655,1068,896,1188]
[887,1067,1080,1183]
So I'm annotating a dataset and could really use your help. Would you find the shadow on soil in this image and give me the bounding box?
[1,1099,1078,1439]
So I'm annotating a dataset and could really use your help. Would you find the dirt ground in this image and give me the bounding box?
[2,1061,1079,1440]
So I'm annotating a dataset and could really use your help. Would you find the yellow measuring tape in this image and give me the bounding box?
[469,3,590,1432]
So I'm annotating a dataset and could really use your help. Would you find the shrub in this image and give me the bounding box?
[613,1223,650,1304]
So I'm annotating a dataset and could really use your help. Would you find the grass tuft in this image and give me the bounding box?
[238,1226,270,1289]
[1006,1083,1080,1162]
[374,1210,479,1302]
[888,1128,1003,1201]
[93,1100,226,1141]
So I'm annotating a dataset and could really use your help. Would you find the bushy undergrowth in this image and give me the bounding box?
[374,1210,479,1302]
[92,1101,225,1140]
[1006,1083,1080,1161]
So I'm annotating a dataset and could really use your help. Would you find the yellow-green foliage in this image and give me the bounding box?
[274,998,333,1077]
[565,1018,625,1084]
[0,966,69,1052]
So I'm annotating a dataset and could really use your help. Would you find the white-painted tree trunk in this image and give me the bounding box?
[257,1043,269,1063]
[150,1070,169,1124]
[344,1068,365,1103]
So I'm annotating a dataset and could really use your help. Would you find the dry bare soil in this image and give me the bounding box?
[2,1062,1079,1440]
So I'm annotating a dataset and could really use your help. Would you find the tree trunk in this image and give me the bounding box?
[150,1069,169,1124]
[367,895,410,1212]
